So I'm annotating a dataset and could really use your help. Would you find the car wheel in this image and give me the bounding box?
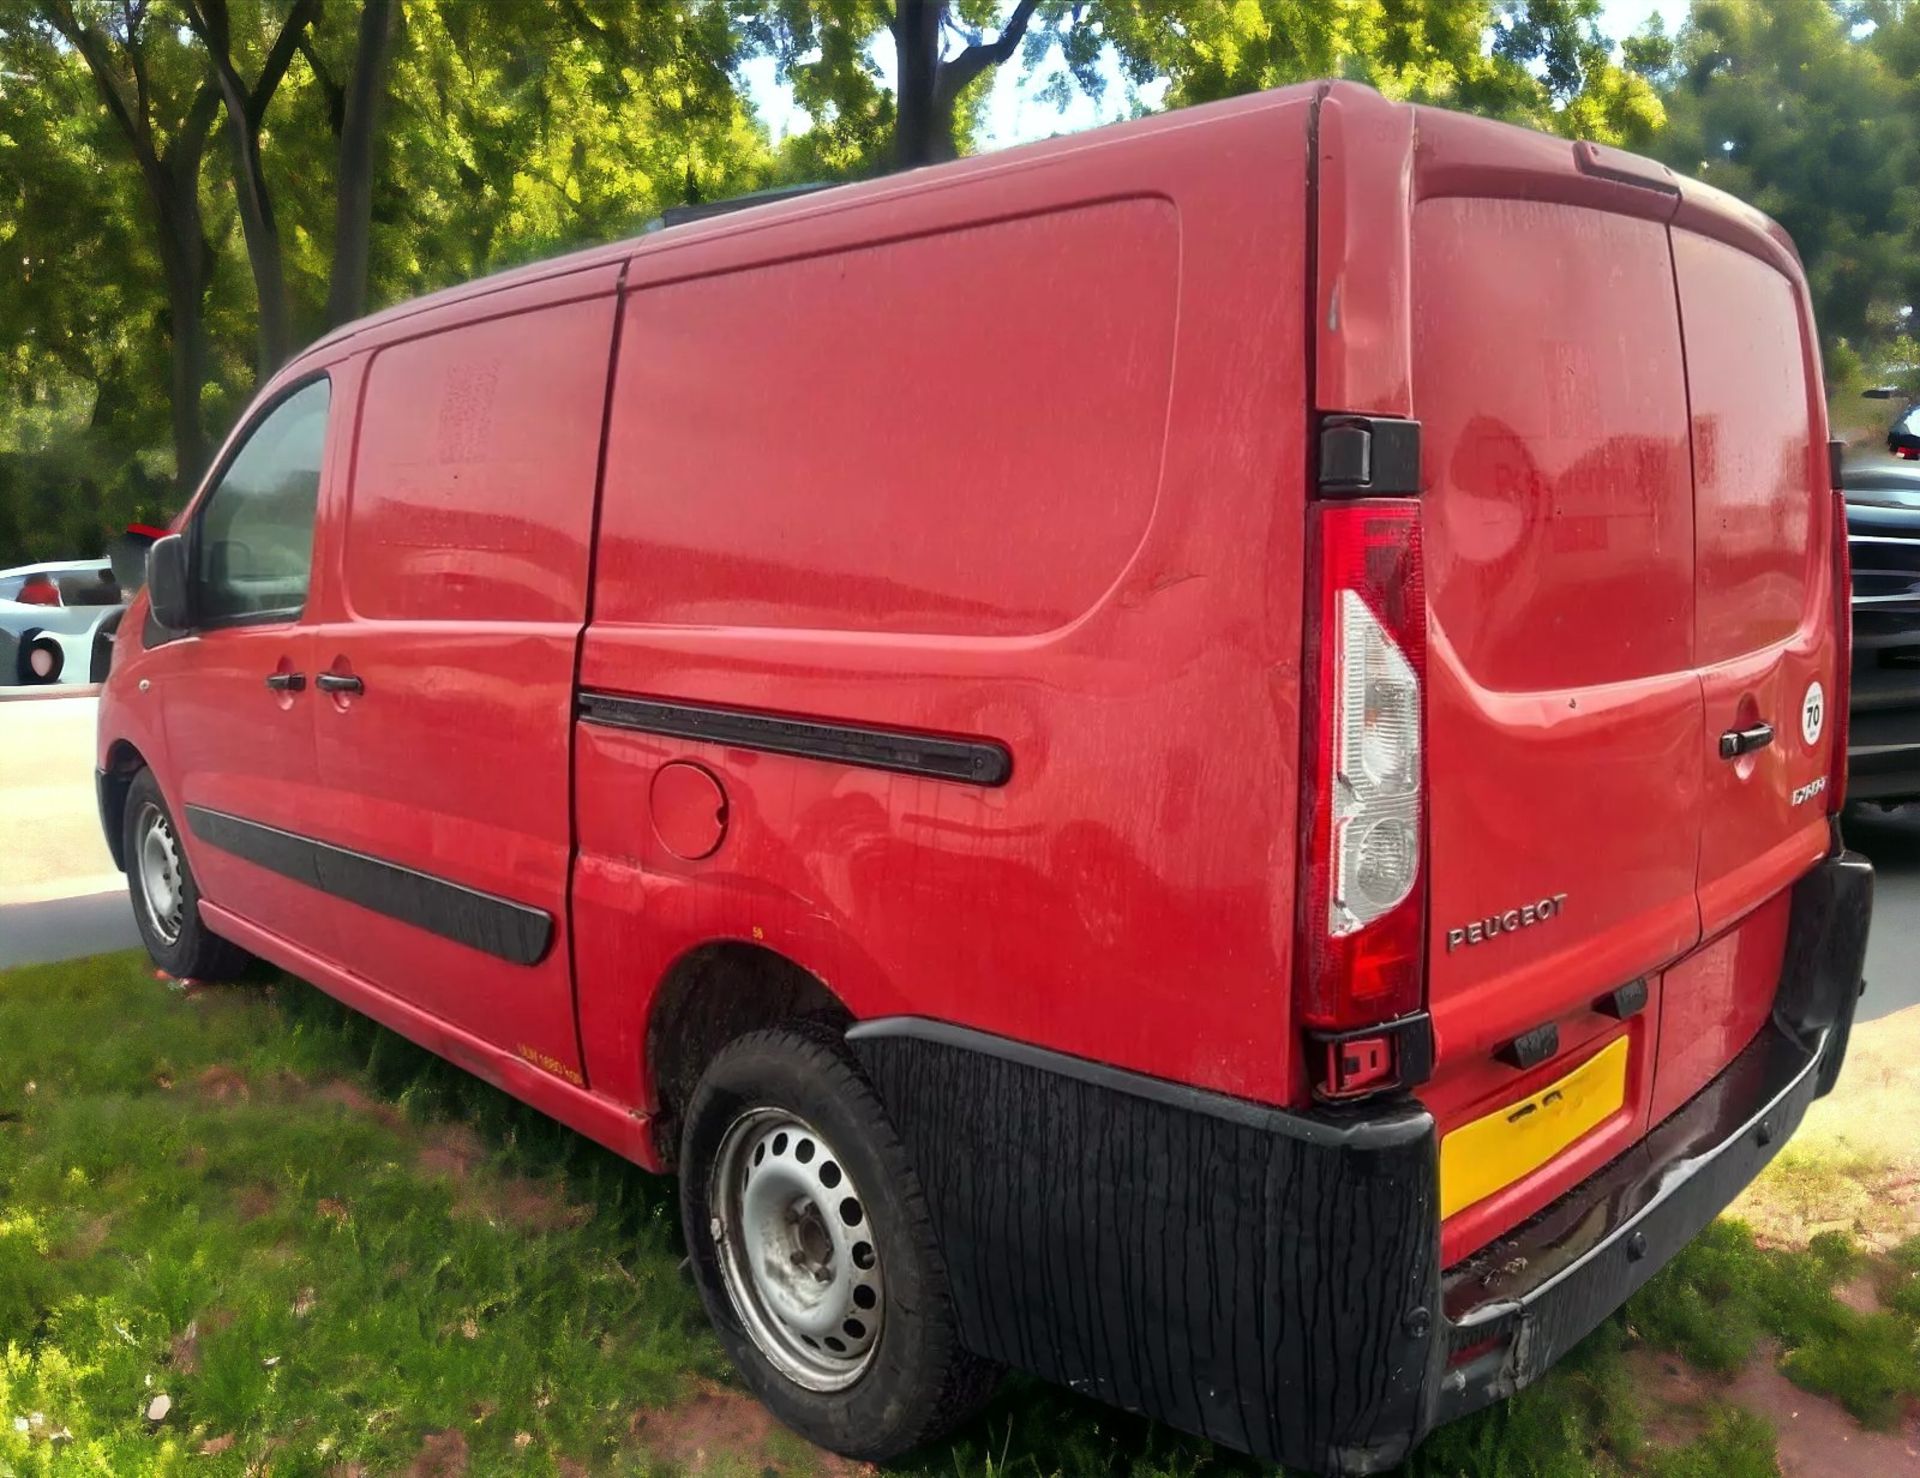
[16,630,62,684]
[680,1023,998,1460]
[123,769,251,981]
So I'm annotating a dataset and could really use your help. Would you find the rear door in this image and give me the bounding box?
[1315,92,1705,1258]
[1653,221,1838,1119]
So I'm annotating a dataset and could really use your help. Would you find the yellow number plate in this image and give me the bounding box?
[1439,1036,1629,1220]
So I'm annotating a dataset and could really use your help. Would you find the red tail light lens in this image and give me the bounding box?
[1299,500,1427,1032]
[17,574,61,607]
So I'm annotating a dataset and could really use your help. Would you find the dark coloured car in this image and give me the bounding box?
[1842,459,1920,803]
[1888,403,1920,459]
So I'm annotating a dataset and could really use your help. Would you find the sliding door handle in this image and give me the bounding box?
[1718,722,1774,760]
[315,672,364,696]
[264,671,305,692]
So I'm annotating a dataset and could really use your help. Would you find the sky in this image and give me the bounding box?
[741,1,1693,157]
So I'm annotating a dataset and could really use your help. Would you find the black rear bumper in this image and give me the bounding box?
[848,845,1871,1477]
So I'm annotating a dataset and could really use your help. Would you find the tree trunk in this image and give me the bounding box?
[187,0,317,379]
[327,0,398,329]
[892,0,948,168]
[54,11,222,495]
[891,0,1041,168]
[154,181,210,491]
[215,84,292,377]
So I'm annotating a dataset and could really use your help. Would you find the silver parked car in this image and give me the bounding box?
[0,558,126,686]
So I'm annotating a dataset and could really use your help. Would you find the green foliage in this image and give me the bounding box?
[0,0,771,564]
[1648,0,1920,368]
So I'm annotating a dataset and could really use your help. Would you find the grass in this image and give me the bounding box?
[1627,1219,1920,1428]
[0,951,1910,1474]
[0,953,719,1473]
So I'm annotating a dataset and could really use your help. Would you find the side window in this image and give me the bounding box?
[194,378,330,622]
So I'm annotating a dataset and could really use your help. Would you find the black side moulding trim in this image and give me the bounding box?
[183,806,552,966]
[577,691,1012,787]
[846,1016,1440,1475]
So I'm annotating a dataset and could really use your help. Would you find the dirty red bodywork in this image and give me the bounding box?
[100,81,1843,1290]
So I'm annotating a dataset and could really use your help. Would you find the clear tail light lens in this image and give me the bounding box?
[1332,589,1422,934]
[1299,500,1427,1032]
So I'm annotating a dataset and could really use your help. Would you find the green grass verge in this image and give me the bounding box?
[0,951,1898,1474]
[1626,1219,1920,1428]
[0,952,719,1473]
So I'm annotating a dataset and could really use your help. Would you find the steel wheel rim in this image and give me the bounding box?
[136,802,186,945]
[709,1108,883,1392]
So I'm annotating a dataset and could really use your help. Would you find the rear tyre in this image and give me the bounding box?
[123,769,250,982]
[680,1023,998,1460]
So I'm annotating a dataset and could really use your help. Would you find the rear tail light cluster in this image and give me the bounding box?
[1299,499,1429,1099]
[17,574,61,607]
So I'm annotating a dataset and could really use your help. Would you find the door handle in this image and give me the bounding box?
[1718,722,1774,760]
[264,671,306,692]
[315,672,364,696]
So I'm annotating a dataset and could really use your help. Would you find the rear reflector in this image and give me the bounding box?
[1299,500,1428,1037]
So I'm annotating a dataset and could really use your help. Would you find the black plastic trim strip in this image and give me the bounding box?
[183,806,551,965]
[846,1015,1430,1152]
[1317,413,1422,495]
[576,692,1012,787]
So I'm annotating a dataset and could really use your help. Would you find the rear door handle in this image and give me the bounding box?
[1718,722,1774,759]
[264,671,305,692]
[315,672,364,696]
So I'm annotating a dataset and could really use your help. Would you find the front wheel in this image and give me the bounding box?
[123,769,250,981]
[679,1024,998,1459]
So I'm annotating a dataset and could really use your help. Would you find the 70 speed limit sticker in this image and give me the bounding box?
[1801,681,1825,748]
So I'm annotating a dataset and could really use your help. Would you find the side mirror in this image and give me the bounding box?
[146,534,192,630]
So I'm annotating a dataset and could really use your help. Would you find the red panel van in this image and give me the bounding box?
[97,83,1872,1475]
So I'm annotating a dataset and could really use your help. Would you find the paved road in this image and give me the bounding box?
[0,692,118,902]
[0,692,133,967]
[0,889,138,969]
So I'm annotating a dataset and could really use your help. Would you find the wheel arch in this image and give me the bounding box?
[98,738,150,872]
[644,939,852,1169]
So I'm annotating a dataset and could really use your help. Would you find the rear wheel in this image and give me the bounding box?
[123,769,250,981]
[16,630,63,685]
[680,1024,997,1459]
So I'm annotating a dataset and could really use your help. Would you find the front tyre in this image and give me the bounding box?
[680,1024,998,1459]
[123,769,250,981]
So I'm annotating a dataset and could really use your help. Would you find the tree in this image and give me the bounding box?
[1646,0,1919,364]
[325,0,394,327]
[892,0,1037,164]
[744,0,1666,177]
[182,0,320,376]
[43,0,225,490]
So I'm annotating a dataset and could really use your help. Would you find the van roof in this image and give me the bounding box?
[290,82,1324,374]
[289,81,1800,379]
